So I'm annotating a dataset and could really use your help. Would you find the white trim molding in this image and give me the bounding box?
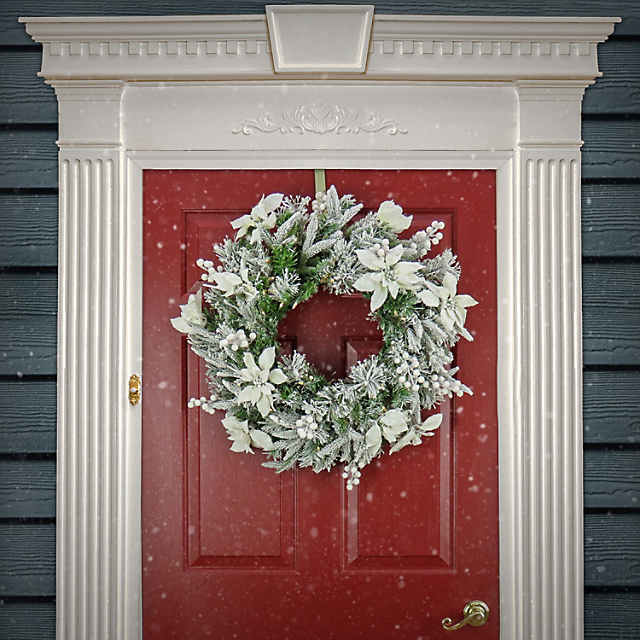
[19,7,619,640]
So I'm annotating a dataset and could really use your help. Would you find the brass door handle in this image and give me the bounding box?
[442,600,490,631]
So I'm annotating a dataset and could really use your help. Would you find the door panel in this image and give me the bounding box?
[143,169,497,639]
[187,354,296,568]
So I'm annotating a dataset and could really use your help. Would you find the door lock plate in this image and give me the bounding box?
[129,374,141,406]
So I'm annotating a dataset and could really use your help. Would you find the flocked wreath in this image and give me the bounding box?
[171,186,477,489]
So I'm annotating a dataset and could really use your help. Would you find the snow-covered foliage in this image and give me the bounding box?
[171,186,478,488]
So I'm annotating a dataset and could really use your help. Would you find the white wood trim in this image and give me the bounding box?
[20,7,619,640]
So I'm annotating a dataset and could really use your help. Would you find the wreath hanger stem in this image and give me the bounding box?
[314,168,326,192]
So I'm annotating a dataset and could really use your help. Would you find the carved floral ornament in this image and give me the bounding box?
[232,103,408,136]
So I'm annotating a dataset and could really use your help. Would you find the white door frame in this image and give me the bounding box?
[20,8,619,640]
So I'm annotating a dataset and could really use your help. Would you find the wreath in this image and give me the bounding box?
[171,186,477,489]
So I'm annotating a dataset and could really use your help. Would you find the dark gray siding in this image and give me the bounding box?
[0,1,638,638]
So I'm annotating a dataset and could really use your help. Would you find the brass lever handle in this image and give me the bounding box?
[442,600,490,631]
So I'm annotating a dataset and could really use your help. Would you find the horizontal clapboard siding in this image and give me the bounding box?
[582,118,640,181]
[584,370,640,444]
[582,263,640,366]
[0,459,56,518]
[0,601,56,640]
[583,449,640,509]
[0,271,57,376]
[0,380,56,453]
[0,51,56,124]
[582,184,640,258]
[584,40,640,115]
[0,128,57,190]
[585,513,640,587]
[585,592,640,640]
[0,193,58,268]
[0,524,55,597]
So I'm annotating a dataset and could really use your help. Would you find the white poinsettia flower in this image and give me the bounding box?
[425,272,478,338]
[418,413,443,433]
[211,264,257,299]
[353,242,423,312]
[365,423,382,458]
[222,414,253,453]
[416,288,440,307]
[389,413,443,455]
[222,414,275,453]
[170,289,205,334]
[389,431,420,455]
[211,271,242,296]
[249,429,274,451]
[379,409,410,443]
[237,346,287,417]
[231,193,283,243]
[377,200,413,233]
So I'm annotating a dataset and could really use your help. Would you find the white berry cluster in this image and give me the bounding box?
[426,220,445,245]
[219,328,256,351]
[372,238,390,257]
[342,462,363,490]
[431,374,466,398]
[391,351,466,399]
[196,258,223,283]
[393,353,427,393]
[187,395,217,414]
[404,220,446,259]
[295,413,319,440]
[311,190,328,214]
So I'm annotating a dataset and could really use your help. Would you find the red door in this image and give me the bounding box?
[143,169,497,639]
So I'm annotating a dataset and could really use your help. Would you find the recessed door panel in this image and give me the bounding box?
[184,207,297,569]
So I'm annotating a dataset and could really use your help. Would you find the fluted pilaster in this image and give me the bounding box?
[55,82,128,640]
[500,82,586,640]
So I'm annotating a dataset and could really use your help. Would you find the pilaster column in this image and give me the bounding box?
[52,81,133,640]
[503,80,588,640]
